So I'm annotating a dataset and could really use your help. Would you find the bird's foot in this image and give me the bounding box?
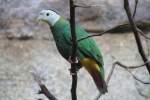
[69,65,82,75]
[68,56,82,75]
[68,56,79,64]
[69,70,76,76]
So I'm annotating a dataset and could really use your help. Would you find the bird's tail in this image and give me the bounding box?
[81,58,107,94]
[90,69,108,94]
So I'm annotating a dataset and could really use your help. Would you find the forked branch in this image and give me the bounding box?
[124,0,150,74]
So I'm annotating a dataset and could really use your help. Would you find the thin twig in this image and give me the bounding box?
[113,61,150,69]
[84,21,150,33]
[70,0,78,100]
[78,27,112,42]
[124,0,150,74]
[136,87,150,99]
[137,28,150,40]
[32,73,57,100]
[78,21,150,42]
[132,73,150,84]
[132,0,139,18]
[38,84,57,100]
[115,62,150,84]
[114,61,150,84]
[111,62,150,85]
[95,60,150,100]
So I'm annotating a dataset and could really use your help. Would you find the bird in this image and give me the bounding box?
[38,10,107,94]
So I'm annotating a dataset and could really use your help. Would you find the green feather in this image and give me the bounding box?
[51,17,104,77]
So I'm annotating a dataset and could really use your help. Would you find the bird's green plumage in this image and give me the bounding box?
[50,17,107,93]
[51,17,104,77]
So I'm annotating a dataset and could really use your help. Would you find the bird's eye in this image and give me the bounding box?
[46,13,49,16]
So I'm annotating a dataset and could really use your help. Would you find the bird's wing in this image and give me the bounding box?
[63,25,104,67]
[78,38,104,66]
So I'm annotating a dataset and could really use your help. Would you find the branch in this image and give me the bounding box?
[113,61,150,84]
[32,73,57,100]
[124,0,150,74]
[38,84,57,100]
[70,0,78,100]
[138,28,150,40]
[85,21,150,33]
[114,61,150,84]
[95,60,150,100]
[78,23,129,42]
[78,23,132,42]
[113,61,150,99]
[132,0,139,18]
[78,29,108,42]
[78,21,150,42]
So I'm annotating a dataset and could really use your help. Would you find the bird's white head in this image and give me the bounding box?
[38,10,60,26]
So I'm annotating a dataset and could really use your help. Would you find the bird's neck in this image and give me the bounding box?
[48,15,60,26]
[50,17,69,41]
[51,17,69,28]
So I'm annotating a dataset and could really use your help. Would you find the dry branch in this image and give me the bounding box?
[69,0,78,100]
[32,73,57,100]
[95,60,150,100]
[124,0,150,74]
[38,84,57,100]
[113,61,150,84]
[85,21,150,33]
[78,21,150,42]
[132,0,139,18]
[138,28,150,40]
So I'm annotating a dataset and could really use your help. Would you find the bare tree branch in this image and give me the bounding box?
[124,0,150,74]
[78,23,129,42]
[112,61,150,84]
[95,60,150,100]
[78,21,150,42]
[32,73,57,100]
[38,84,57,100]
[132,0,139,18]
[69,0,78,100]
[136,86,150,99]
[85,21,150,33]
[78,29,108,42]
[137,28,150,40]
[113,61,150,70]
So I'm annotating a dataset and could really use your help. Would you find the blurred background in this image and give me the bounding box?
[0,0,150,100]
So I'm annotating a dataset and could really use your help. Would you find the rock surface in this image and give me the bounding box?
[0,34,150,100]
[0,0,150,38]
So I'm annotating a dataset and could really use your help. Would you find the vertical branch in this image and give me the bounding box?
[132,0,139,18]
[69,0,78,100]
[124,0,150,74]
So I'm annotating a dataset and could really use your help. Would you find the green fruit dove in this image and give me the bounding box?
[38,10,107,94]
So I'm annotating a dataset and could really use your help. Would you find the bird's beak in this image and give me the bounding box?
[37,15,42,22]
[37,15,45,25]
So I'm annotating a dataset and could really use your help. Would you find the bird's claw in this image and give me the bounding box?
[68,56,79,64]
[68,56,82,75]
[68,68,78,75]
[69,71,76,76]
[68,64,82,75]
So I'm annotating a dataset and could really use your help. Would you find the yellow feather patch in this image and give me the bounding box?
[80,58,100,72]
